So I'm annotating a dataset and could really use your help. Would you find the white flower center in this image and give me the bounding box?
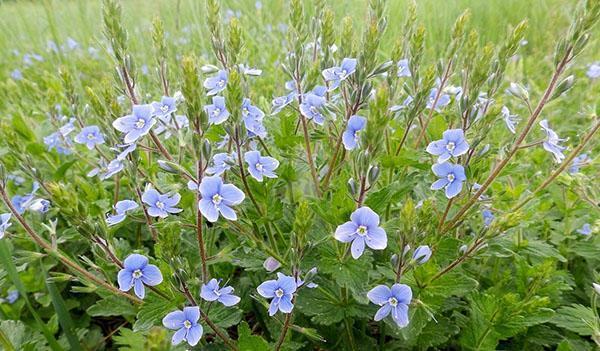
[213,108,221,116]
[132,269,143,279]
[160,105,169,113]
[446,141,455,152]
[275,288,284,298]
[447,173,455,182]
[212,194,222,205]
[243,107,249,116]
[155,201,165,210]
[183,320,192,329]
[357,225,368,237]
[213,289,221,297]
[388,297,398,307]
[87,133,95,140]
[218,79,225,87]
[135,118,146,129]
[255,163,263,171]
[310,106,318,114]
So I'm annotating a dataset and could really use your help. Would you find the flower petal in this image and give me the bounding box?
[374,304,392,321]
[257,279,278,298]
[162,310,186,330]
[186,324,203,346]
[334,222,358,243]
[123,254,148,270]
[367,285,392,305]
[391,284,413,304]
[365,227,387,250]
[351,237,366,259]
[141,264,163,286]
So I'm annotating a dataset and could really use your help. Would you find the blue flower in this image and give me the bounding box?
[271,81,297,115]
[335,207,387,259]
[501,106,519,134]
[106,200,138,226]
[257,273,297,316]
[162,306,203,346]
[204,69,228,96]
[244,151,279,181]
[155,114,189,139]
[299,93,326,125]
[242,98,267,138]
[117,254,163,299]
[397,59,411,77]
[206,152,237,176]
[5,291,18,304]
[113,104,156,144]
[577,223,592,236]
[191,176,245,222]
[142,189,182,218]
[322,58,357,91]
[540,120,567,163]
[263,257,281,272]
[412,245,432,264]
[569,153,590,174]
[0,213,11,239]
[205,96,230,125]
[426,88,451,111]
[342,115,367,150]
[367,284,412,328]
[426,129,469,163]
[482,209,494,227]
[587,62,600,79]
[200,278,241,306]
[151,96,177,120]
[11,69,23,81]
[431,162,466,199]
[88,159,125,180]
[11,183,50,214]
[74,126,105,150]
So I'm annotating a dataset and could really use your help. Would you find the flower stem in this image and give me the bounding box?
[275,306,294,351]
[196,153,208,282]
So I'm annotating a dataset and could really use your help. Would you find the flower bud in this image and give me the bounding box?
[412,245,432,264]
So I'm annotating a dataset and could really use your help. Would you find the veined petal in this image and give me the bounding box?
[365,227,387,250]
[335,222,358,243]
[257,280,278,298]
[374,304,392,321]
[351,237,366,259]
[141,264,163,286]
[367,285,392,305]
[162,310,186,330]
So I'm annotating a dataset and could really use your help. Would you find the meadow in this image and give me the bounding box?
[0,0,599,350]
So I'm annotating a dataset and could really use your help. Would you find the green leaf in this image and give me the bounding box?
[133,294,178,332]
[86,295,137,317]
[551,304,597,336]
[238,321,270,351]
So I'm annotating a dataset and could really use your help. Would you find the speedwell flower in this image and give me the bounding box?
[299,92,327,125]
[412,245,432,264]
[74,125,105,150]
[204,69,228,96]
[200,278,241,306]
[244,150,279,181]
[367,284,412,328]
[0,213,11,239]
[117,254,163,299]
[426,129,469,163]
[106,200,138,226]
[342,115,367,150]
[205,96,230,125]
[577,223,592,236]
[322,57,357,91]
[206,152,237,176]
[257,273,297,316]
[142,189,182,218]
[501,106,519,134]
[334,206,387,259]
[569,153,590,174]
[540,119,567,163]
[431,162,466,199]
[151,96,177,120]
[482,209,494,227]
[191,176,245,222]
[162,306,203,346]
[113,104,156,144]
[426,88,451,111]
[397,59,411,77]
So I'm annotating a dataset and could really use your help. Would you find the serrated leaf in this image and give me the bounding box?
[238,321,270,351]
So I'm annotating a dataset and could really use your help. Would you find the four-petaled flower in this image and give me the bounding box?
[569,153,590,174]
[299,92,327,125]
[322,58,357,91]
[142,189,182,218]
[501,106,519,134]
[205,96,230,125]
[482,209,494,227]
[426,129,469,163]
[200,278,241,306]
[0,213,12,239]
[257,273,296,316]
[191,176,245,222]
[204,69,228,96]
[106,200,139,226]
[242,98,267,138]
[244,150,279,181]
[431,162,466,199]
[117,254,163,299]
[540,119,567,163]
[162,306,203,346]
[577,223,592,236]
[113,104,156,143]
[206,152,237,176]
[367,284,412,328]
[152,96,177,120]
[426,88,451,111]
[412,245,432,264]
[342,115,367,150]
[397,59,411,77]
[74,126,105,150]
[334,206,387,259]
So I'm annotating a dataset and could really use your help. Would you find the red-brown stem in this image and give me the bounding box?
[234,131,264,216]
[275,305,294,351]
[437,197,455,232]
[294,79,322,197]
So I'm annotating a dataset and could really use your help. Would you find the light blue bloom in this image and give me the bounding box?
[113,104,156,144]
[342,115,367,150]
[106,200,138,226]
[191,176,245,222]
[0,213,11,239]
[501,106,519,134]
[335,207,387,259]
[412,245,432,264]
[205,96,230,125]
[569,153,590,174]
[200,278,241,306]
[204,69,228,96]
[426,129,469,163]
[540,119,567,163]
[11,69,23,81]
[244,150,279,181]
[482,209,494,227]
[587,62,600,79]
[5,291,18,304]
[162,306,203,346]
[271,80,298,114]
[577,223,592,236]
[397,59,411,77]
[155,114,189,139]
[117,253,163,299]
[142,189,182,218]
[65,37,79,50]
[11,183,50,214]
[152,96,177,120]
[263,257,281,272]
[322,58,357,91]
[206,152,237,176]
[257,273,297,316]
[242,98,267,138]
[431,162,466,199]
[115,143,137,161]
[299,92,326,125]
[74,126,105,150]
[367,284,412,328]
[426,88,451,111]
[216,133,230,149]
